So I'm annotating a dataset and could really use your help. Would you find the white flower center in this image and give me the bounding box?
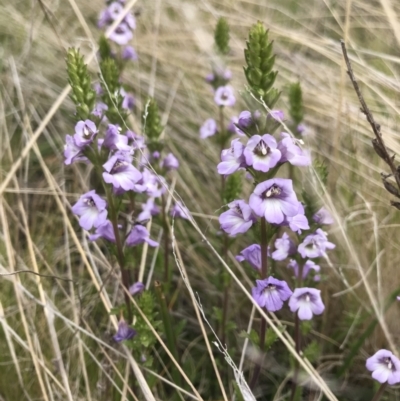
[84,197,95,207]
[264,184,281,198]
[111,160,129,173]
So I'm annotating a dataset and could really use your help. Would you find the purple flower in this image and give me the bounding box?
[126,225,159,247]
[287,260,320,280]
[249,178,300,224]
[94,82,103,95]
[124,12,136,30]
[252,277,293,312]
[73,120,98,148]
[134,169,166,197]
[313,207,334,225]
[206,68,232,84]
[122,91,135,110]
[268,110,284,121]
[171,201,190,220]
[98,8,112,28]
[137,198,160,221]
[214,85,236,107]
[64,135,88,165]
[89,220,116,242]
[122,45,138,61]
[236,244,264,270]
[238,111,252,128]
[102,124,131,151]
[126,131,146,150]
[297,124,306,135]
[366,350,400,385]
[109,23,133,45]
[103,155,142,192]
[129,282,145,296]
[227,116,239,134]
[161,153,179,170]
[92,102,108,119]
[272,233,296,261]
[289,288,325,320]
[113,318,137,342]
[200,118,217,139]
[298,229,335,259]
[71,190,108,230]
[108,2,124,20]
[283,203,309,234]
[278,133,311,166]
[219,200,256,236]
[217,138,245,175]
[244,134,281,172]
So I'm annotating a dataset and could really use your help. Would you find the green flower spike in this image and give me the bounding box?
[244,22,280,107]
[66,48,96,120]
[289,82,304,126]
[143,98,164,152]
[215,17,230,55]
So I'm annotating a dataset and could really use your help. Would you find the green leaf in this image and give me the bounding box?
[300,320,312,336]
[303,340,320,363]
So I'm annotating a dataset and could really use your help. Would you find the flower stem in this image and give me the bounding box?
[371,383,388,401]
[219,105,226,196]
[290,262,305,401]
[260,217,268,278]
[154,280,182,388]
[161,195,169,286]
[104,185,132,320]
[250,217,269,389]
[290,314,301,401]
[218,103,231,347]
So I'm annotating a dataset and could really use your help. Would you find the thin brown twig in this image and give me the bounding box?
[340,40,400,191]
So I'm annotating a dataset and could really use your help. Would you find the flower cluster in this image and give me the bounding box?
[65,38,185,346]
[212,21,336,325]
[98,0,138,51]
[199,19,237,142]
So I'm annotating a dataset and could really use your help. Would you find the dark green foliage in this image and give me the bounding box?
[66,48,96,120]
[303,340,320,363]
[300,320,313,336]
[243,22,280,107]
[264,326,280,350]
[239,328,259,346]
[143,98,164,152]
[223,173,242,204]
[126,291,161,368]
[289,82,304,126]
[302,189,318,223]
[99,58,127,125]
[313,159,329,187]
[214,17,230,55]
[98,35,112,60]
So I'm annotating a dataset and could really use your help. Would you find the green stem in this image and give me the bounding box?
[92,149,132,320]
[260,217,268,278]
[290,314,301,401]
[219,105,226,197]
[161,195,169,285]
[104,184,132,320]
[371,383,387,401]
[250,217,269,389]
[290,261,305,401]
[154,281,182,388]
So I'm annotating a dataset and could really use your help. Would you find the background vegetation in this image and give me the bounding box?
[2,0,400,400]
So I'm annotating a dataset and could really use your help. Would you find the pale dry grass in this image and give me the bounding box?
[2,0,400,399]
